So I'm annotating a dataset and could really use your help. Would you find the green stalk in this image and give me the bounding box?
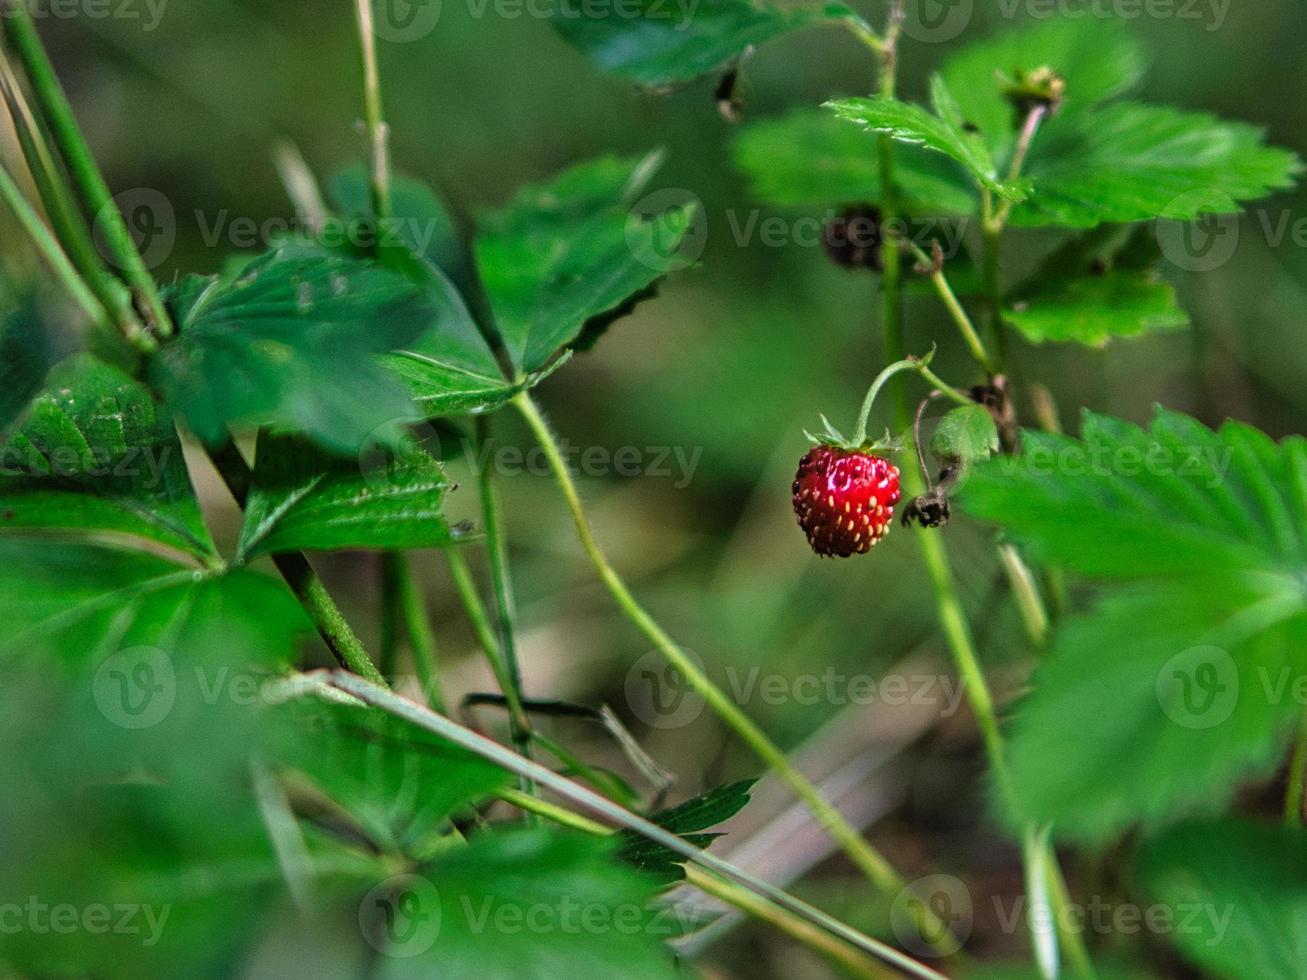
[0,161,104,328]
[208,440,386,686]
[852,355,972,446]
[473,415,535,774]
[899,237,994,375]
[325,670,947,980]
[512,391,958,952]
[2,3,172,336]
[1285,707,1307,825]
[498,788,889,980]
[394,553,445,711]
[998,543,1049,649]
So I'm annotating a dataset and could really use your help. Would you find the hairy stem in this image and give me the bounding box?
[512,391,959,951]
[2,3,172,336]
[208,440,386,686]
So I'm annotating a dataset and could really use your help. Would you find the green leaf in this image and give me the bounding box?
[477,153,695,375]
[0,536,308,668]
[380,252,519,416]
[1136,820,1307,980]
[733,109,977,213]
[0,355,216,558]
[939,17,1146,161]
[930,404,999,467]
[282,698,507,857]
[237,433,471,561]
[364,829,681,977]
[961,410,1307,842]
[824,90,1028,201]
[550,0,868,88]
[1004,227,1189,345]
[1015,102,1303,228]
[154,248,436,455]
[618,780,755,883]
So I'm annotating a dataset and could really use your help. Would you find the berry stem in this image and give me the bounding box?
[851,354,972,447]
[513,391,960,952]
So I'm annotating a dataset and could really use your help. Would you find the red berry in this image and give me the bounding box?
[792,446,901,557]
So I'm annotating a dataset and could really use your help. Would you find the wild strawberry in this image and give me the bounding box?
[792,445,901,558]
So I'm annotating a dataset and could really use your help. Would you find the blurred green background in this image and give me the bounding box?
[3,0,1305,975]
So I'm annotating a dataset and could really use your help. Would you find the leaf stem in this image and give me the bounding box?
[2,3,173,337]
[325,670,947,980]
[497,787,889,979]
[208,440,386,686]
[512,391,959,951]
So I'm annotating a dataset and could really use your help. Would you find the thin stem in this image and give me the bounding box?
[395,553,445,711]
[0,161,105,329]
[352,0,391,223]
[378,554,402,677]
[498,788,888,980]
[993,105,1047,229]
[512,392,959,952]
[474,415,535,772]
[901,238,995,374]
[997,543,1049,649]
[1044,853,1097,980]
[875,0,905,379]
[325,671,947,980]
[208,440,386,686]
[1023,826,1060,980]
[1286,706,1307,825]
[2,3,172,336]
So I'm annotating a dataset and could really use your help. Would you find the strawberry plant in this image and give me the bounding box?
[1,0,1305,977]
